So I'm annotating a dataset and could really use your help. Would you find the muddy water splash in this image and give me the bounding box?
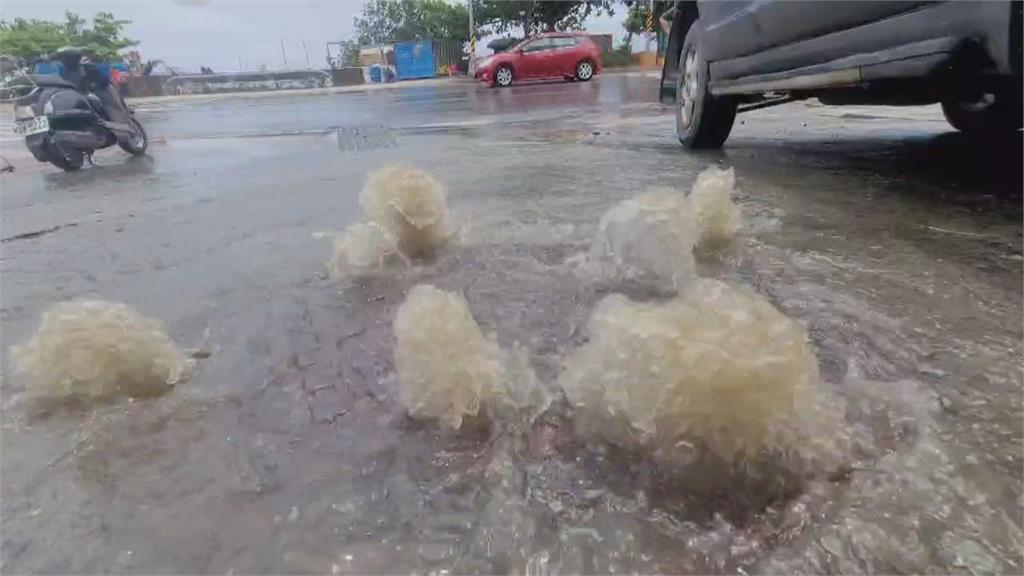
[315,223,398,279]
[10,300,193,400]
[583,166,741,292]
[360,163,449,260]
[559,278,842,465]
[319,164,452,279]
[690,166,742,252]
[587,189,698,292]
[394,284,548,430]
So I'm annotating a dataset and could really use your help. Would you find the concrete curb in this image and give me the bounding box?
[127,75,476,105]
[126,70,660,106]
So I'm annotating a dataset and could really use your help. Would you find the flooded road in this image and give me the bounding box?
[2,71,1021,574]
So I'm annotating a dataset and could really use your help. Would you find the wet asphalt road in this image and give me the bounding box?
[1,71,1022,573]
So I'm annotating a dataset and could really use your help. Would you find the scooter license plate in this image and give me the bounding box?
[14,116,49,136]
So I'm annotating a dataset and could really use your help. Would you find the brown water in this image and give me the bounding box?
[2,104,1021,574]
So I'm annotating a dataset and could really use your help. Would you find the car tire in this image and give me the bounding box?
[45,142,84,172]
[118,117,149,156]
[494,65,514,87]
[941,88,1023,136]
[675,21,738,149]
[575,60,595,82]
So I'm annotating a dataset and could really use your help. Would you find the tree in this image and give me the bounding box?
[0,10,137,62]
[338,39,362,67]
[354,0,475,45]
[622,3,648,51]
[76,12,137,61]
[476,0,615,37]
[0,19,68,61]
[474,0,535,36]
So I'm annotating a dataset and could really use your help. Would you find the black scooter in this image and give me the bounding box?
[12,48,148,171]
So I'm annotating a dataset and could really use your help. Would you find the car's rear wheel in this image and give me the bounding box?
[576,60,595,82]
[676,22,738,149]
[494,65,514,87]
[941,88,1022,136]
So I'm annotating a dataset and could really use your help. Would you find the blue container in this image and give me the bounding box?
[91,63,111,80]
[32,61,124,80]
[394,41,435,80]
[368,64,382,83]
[33,61,64,75]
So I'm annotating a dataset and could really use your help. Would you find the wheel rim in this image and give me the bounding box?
[679,46,698,128]
[496,68,512,85]
[578,62,593,79]
[130,121,144,148]
[960,92,996,113]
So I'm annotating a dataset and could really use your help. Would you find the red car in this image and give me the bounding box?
[474,32,602,87]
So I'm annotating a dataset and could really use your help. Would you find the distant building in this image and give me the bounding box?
[358,46,394,67]
[588,33,613,53]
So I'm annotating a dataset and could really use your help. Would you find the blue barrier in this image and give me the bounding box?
[394,41,435,80]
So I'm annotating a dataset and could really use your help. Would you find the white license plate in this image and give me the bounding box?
[13,116,49,137]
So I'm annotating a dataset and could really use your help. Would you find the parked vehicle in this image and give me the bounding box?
[474,32,602,87]
[660,1,1023,148]
[12,48,148,171]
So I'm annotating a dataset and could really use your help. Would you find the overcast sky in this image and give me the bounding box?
[1,0,627,72]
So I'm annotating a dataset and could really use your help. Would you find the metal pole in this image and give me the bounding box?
[467,0,476,73]
[238,55,243,71]
[280,40,288,69]
[302,41,311,69]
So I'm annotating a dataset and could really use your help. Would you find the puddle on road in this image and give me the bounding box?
[334,124,398,152]
[2,158,1021,574]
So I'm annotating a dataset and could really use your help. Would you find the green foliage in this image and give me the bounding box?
[622,3,648,50]
[338,39,362,67]
[534,0,614,32]
[0,19,67,61]
[602,43,632,67]
[354,0,475,45]
[476,0,615,36]
[0,10,137,62]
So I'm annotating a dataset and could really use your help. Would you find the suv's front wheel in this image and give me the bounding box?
[676,21,738,149]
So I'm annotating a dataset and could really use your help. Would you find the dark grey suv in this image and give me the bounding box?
[660,1,1023,148]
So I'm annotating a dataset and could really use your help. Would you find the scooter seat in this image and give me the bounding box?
[28,74,77,89]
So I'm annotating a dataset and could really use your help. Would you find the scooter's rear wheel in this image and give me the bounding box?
[118,117,148,156]
[45,142,84,172]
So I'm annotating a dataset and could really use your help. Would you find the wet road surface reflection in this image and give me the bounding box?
[1,73,1021,574]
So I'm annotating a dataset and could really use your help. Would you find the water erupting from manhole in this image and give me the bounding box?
[11,300,194,400]
[558,278,841,466]
[582,166,742,293]
[394,284,548,430]
[360,163,449,260]
[315,222,398,279]
[690,166,742,252]
[318,164,451,278]
[588,188,698,293]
